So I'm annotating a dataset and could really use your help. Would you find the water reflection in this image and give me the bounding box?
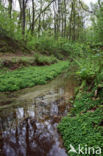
[0,75,77,156]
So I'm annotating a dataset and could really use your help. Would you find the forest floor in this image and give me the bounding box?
[0,54,36,70]
[0,53,33,58]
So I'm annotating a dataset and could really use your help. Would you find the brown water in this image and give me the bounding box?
[0,73,77,156]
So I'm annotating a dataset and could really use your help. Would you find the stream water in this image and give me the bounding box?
[0,73,77,156]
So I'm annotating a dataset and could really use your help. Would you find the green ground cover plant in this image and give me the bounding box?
[58,107,103,156]
[58,81,103,155]
[58,49,103,156]
[34,53,58,65]
[0,61,69,92]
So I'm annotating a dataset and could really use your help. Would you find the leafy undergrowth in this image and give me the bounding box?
[27,33,85,59]
[58,49,103,156]
[34,53,58,65]
[71,90,103,115]
[0,36,30,53]
[58,87,103,156]
[0,61,69,92]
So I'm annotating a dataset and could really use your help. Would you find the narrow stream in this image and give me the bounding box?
[0,73,77,156]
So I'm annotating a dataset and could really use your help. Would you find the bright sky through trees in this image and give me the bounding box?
[13,0,97,11]
[85,0,97,6]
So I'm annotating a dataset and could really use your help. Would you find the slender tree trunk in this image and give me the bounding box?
[31,0,35,33]
[64,0,66,37]
[38,0,42,36]
[18,0,28,36]
[53,1,57,38]
[61,9,64,37]
[28,8,31,26]
[57,0,61,36]
[18,0,22,28]
[8,0,12,18]
[22,0,26,35]
[42,12,45,30]
[69,2,73,40]
[72,0,76,40]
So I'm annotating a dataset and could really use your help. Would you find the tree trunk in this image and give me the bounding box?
[22,0,26,35]
[57,0,62,36]
[8,0,12,18]
[53,1,57,38]
[72,0,76,41]
[38,0,42,36]
[64,0,66,37]
[31,0,35,33]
